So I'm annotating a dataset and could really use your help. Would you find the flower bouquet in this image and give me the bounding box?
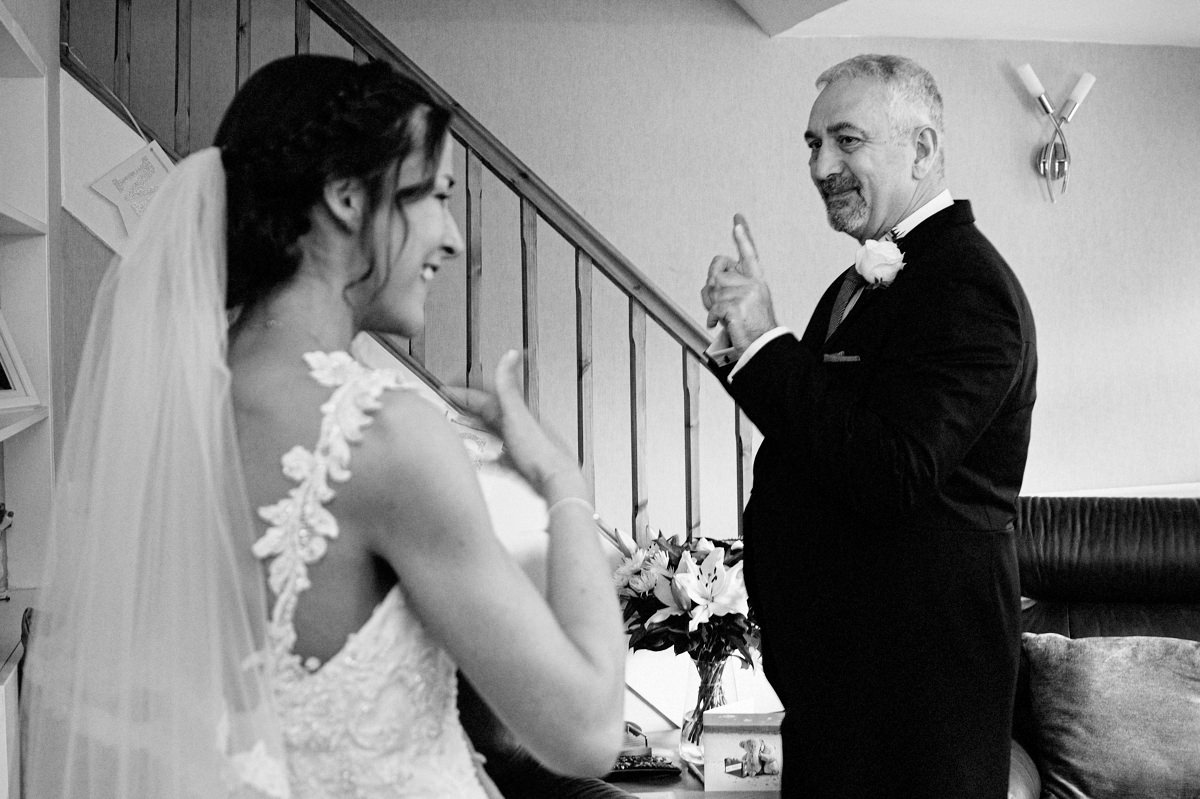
[601,520,759,762]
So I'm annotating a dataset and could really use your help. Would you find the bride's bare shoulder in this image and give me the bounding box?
[339,382,493,546]
[359,385,475,475]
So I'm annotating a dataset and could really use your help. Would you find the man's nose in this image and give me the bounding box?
[810,145,843,182]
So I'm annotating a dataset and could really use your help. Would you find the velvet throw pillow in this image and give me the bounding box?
[1023,633,1200,798]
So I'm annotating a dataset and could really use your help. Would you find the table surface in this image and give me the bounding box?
[612,729,780,798]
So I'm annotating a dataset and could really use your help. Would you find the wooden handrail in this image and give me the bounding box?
[368,334,474,417]
[306,0,715,364]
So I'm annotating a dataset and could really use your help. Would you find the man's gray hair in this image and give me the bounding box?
[816,54,944,145]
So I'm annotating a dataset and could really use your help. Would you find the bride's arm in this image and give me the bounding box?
[345,371,625,777]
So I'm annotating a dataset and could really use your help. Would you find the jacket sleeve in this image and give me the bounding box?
[727,259,1031,523]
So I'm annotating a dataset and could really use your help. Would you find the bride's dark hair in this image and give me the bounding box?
[214,54,452,310]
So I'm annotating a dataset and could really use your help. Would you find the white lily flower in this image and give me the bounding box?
[675,547,750,631]
[646,551,697,625]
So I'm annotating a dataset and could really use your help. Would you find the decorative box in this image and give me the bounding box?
[701,710,784,792]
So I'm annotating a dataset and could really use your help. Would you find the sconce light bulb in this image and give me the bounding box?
[1061,72,1096,123]
[1068,72,1096,105]
[1017,63,1055,115]
[1017,63,1045,98]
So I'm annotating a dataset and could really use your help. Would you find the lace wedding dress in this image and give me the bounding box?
[254,351,492,798]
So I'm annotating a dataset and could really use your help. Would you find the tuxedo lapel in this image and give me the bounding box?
[834,280,882,335]
[802,274,846,348]
[822,269,886,350]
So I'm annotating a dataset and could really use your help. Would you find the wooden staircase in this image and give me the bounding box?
[59,0,755,541]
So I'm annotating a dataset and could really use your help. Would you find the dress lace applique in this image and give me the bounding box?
[253,351,489,798]
[215,709,291,798]
[228,740,291,798]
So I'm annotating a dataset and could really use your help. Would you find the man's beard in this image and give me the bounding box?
[818,175,867,235]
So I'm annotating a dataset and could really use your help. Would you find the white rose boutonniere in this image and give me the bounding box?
[854,239,905,288]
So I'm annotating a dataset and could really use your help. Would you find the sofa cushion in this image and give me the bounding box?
[1022,633,1200,798]
[1016,496,1200,602]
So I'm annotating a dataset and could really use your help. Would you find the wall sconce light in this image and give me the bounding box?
[1017,64,1096,203]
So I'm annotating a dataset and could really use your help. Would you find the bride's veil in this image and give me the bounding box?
[22,148,289,797]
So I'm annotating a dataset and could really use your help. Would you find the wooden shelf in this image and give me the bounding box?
[0,406,47,443]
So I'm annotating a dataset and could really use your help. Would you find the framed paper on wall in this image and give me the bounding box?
[0,312,38,410]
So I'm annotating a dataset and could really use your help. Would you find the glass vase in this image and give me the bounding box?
[679,656,728,765]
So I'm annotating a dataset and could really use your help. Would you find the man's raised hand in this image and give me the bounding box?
[701,214,777,354]
[732,213,761,279]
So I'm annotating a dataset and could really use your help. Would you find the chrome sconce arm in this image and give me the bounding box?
[1018,64,1096,203]
[1040,111,1071,200]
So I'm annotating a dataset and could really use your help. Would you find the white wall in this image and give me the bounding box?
[353,0,1200,499]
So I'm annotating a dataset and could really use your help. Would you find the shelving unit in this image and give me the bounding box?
[0,3,48,793]
[0,0,53,599]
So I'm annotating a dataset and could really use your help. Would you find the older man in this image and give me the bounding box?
[701,54,1037,797]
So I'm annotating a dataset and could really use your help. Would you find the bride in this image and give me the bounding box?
[23,54,625,797]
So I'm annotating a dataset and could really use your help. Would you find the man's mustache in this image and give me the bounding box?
[818,176,860,198]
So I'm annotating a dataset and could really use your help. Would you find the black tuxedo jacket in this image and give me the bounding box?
[718,201,1036,797]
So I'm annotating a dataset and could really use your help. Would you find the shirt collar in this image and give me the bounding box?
[891,189,953,240]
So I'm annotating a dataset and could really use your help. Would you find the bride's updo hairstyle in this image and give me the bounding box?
[214,54,452,310]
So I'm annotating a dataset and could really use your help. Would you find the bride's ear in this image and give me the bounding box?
[320,177,367,232]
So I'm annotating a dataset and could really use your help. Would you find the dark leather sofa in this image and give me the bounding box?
[1012,494,1200,791]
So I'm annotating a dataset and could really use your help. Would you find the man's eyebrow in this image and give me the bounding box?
[804,121,867,142]
[827,121,867,137]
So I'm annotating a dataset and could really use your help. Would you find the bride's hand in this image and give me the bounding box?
[445,350,585,500]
